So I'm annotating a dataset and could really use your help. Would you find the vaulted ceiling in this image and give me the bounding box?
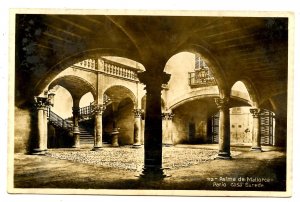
[15,14,288,109]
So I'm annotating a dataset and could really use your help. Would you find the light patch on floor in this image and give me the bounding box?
[45,146,241,171]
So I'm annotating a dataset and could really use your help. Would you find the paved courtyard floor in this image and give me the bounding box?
[13,144,287,192]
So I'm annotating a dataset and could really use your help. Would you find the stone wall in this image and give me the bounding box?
[172,101,208,144]
[117,101,134,145]
[230,107,253,144]
[14,107,32,153]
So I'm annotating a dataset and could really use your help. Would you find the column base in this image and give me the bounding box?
[138,167,171,180]
[72,132,80,148]
[111,143,119,147]
[215,151,232,160]
[250,147,262,152]
[132,143,142,148]
[31,149,47,155]
[92,146,102,151]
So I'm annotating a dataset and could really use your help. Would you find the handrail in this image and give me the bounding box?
[79,103,95,118]
[49,110,73,131]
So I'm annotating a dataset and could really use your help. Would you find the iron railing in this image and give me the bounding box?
[188,70,216,88]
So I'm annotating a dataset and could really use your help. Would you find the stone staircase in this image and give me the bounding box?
[48,109,94,145]
[79,124,94,145]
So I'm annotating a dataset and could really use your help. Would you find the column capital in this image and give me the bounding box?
[133,108,143,118]
[167,112,175,120]
[137,71,171,91]
[215,97,230,109]
[34,96,49,110]
[94,104,106,115]
[162,112,175,120]
[250,108,261,118]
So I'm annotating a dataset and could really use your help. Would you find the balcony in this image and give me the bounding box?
[73,58,139,82]
[188,69,216,88]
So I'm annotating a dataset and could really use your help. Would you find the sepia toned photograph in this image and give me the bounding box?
[8,9,293,196]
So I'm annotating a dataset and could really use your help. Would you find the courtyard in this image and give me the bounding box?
[14,144,286,191]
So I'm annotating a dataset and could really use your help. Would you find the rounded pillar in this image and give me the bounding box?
[162,112,174,146]
[250,108,262,151]
[215,97,231,159]
[93,104,105,151]
[133,108,142,148]
[137,70,171,179]
[32,96,48,155]
[72,106,80,148]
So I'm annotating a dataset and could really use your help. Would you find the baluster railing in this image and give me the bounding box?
[102,59,138,81]
[49,110,72,131]
[74,59,96,69]
[79,102,95,120]
[74,58,139,81]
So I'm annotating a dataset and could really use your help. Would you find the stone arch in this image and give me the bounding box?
[48,75,96,101]
[230,78,260,107]
[103,85,137,107]
[169,86,251,111]
[34,49,143,100]
[79,92,95,108]
[102,87,136,146]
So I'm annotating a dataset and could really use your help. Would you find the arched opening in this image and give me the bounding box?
[46,85,74,148]
[229,81,253,145]
[79,92,94,108]
[206,81,254,145]
[163,52,220,146]
[103,86,136,146]
[51,86,73,119]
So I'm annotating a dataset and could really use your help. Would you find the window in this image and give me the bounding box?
[195,55,208,70]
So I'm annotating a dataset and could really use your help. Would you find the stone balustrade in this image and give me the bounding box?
[74,58,139,81]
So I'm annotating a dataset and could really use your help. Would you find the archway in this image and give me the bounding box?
[102,86,136,146]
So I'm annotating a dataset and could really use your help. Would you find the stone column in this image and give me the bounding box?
[165,112,174,146]
[133,108,142,147]
[111,102,119,147]
[162,113,168,145]
[137,71,171,178]
[215,97,231,159]
[250,108,262,151]
[32,97,48,155]
[93,104,105,151]
[72,106,80,148]
[42,107,48,151]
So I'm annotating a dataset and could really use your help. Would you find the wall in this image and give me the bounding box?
[172,100,208,144]
[117,101,134,145]
[14,107,32,153]
[102,101,135,145]
[230,107,253,144]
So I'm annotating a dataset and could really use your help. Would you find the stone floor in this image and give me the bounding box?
[45,145,241,171]
[13,144,287,192]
